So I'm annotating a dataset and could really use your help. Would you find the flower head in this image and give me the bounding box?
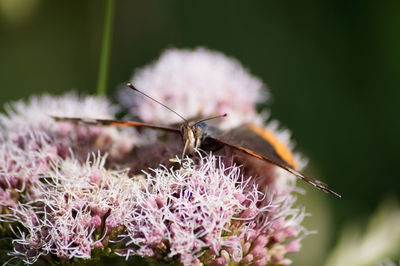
[0,93,141,215]
[1,153,306,265]
[1,154,134,264]
[119,47,268,129]
[0,92,139,163]
[0,92,115,132]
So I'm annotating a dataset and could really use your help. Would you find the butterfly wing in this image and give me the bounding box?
[206,124,341,198]
[222,124,297,169]
[51,116,181,134]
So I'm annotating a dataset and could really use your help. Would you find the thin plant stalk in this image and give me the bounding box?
[96,0,115,95]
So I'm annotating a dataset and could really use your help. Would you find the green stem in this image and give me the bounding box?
[96,0,115,95]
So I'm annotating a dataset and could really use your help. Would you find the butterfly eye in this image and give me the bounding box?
[193,126,202,139]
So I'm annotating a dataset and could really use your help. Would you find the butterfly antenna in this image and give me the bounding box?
[127,83,188,123]
[194,113,228,125]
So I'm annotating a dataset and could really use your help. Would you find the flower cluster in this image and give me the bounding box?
[0,48,308,265]
[119,47,268,129]
[0,93,138,211]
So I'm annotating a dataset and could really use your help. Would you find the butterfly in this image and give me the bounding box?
[52,83,341,198]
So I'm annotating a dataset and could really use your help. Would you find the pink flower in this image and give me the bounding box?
[0,92,138,162]
[119,47,268,129]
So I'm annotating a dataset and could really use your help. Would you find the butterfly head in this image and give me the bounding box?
[180,122,204,157]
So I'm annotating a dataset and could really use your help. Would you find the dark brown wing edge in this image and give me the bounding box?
[209,137,342,198]
[51,116,181,134]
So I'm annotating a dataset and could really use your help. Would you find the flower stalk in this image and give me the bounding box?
[96,0,115,96]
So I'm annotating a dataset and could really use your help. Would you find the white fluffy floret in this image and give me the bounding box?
[0,92,140,159]
[0,92,116,132]
[1,154,135,264]
[122,155,262,262]
[119,48,268,129]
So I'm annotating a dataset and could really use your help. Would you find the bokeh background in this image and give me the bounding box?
[1,1,399,265]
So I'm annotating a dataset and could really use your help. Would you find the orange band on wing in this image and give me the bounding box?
[248,124,298,170]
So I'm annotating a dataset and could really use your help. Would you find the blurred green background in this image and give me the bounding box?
[1,0,399,265]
